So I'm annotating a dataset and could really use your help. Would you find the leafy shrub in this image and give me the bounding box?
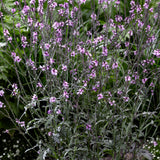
[0,0,160,159]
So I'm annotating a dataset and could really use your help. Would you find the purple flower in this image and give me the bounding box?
[49,58,55,64]
[112,62,118,69]
[152,49,160,57]
[43,51,49,57]
[32,94,38,101]
[16,23,21,28]
[0,101,5,108]
[63,81,69,89]
[62,64,67,71]
[125,42,130,47]
[153,141,158,147]
[48,131,52,136]
[56,109,61,115]
[36,82,42,88]
[71,51,77,57]
[49,97,56,103]
[86,124,92,130]
[14,1,19,5]
[123,96,129,102]
[51,68,58,76]
[47,109,52,114]
[22,5,30,15]
[11,51,16,58]
[30,0,35,5]
[63,91,69,99]
[3,29,10,37]
[142,78,147,84]
[115,15,123,22]
[91,13,97,20]
[11,8,16,14]
[44,43,51,50]
[79,0,86,5]
[128,30,133,36]
[8,37,12,43]
[0,11,3,18]
[0,90,4,96]
[149,8,153,12]
[4,129,9,134]
[125,75,131,82]
[143,3,149,9]
[77,88,84,95]
[14,56,21,63]
[28,17,33,26]
[97,93,103,100]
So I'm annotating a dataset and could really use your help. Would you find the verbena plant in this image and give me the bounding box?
[0,0,160,159]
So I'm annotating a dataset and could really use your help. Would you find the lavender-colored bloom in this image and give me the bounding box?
[79,0,86,5]
[28,17,33,26]
[62,64,67,71]
[115,15,123,22]
[39,23,44,29]
[123,96,129,102]
[47,109,52,114]
[63,91,69,99]
[112,62,118,69]
[149,8,153,12]
[130,0,135,7]
[49,97,56,103]
[43,51,49,57]
[4,129,9,134]
[56,109,61,115]
[21,36,28,48]
[97,93,103,100]
[77,88,84,95]
[51,68,58,76]
[0,90,4,96]
[30,0,35,5]
[152,49,160,57]
[48,131,52,136]
[128,30,133,36]
[125,42,130,47]
[136,5,142,13]
[153,141,158,147]
[44,43,51,50]
[14,56,21,63]
[7,36,12,43]
[22,5,30,15]
[90,70,96,79]
[63,81,69,89]
[32,94,38,101]
[71,51,77,57]
[14,1,19,5]
[32,32,38,44]
[0,11,3,18]
[142,78,147,84]
[49,58,54,64]
[11,8,16,14]
[0,101,4,108]
[86,124,92,130]
[117,90,123,95]
[143,3,149,9]
[12,83,18,89]
[36,82,42,88]
[125,75,131,82]
[16,23,21,28]
[91,13,97,20]
[3,29,10,37]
